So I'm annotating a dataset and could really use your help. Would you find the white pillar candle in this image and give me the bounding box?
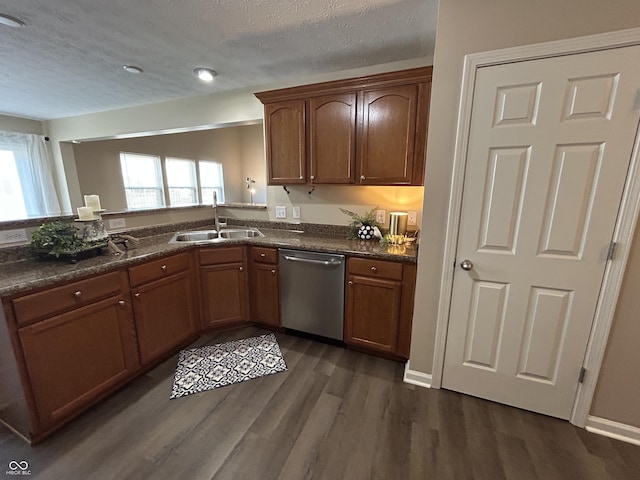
[77,206,95,221]
[84,194,101,211]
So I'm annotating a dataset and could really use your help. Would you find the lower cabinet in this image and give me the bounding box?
[128,252,197,365]
[344,257,416,359]
[249,247,280,327]
[198,247,248,328]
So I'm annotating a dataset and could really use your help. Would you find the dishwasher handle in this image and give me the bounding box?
[283,255,343,267]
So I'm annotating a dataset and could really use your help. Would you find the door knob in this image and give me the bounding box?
[460,259,474,271]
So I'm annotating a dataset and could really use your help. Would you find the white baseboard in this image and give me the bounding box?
[585,415,640,446]
[403,361,432,388]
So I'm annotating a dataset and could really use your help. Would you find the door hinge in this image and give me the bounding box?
[578,367,586,384]
[607,241,617,261]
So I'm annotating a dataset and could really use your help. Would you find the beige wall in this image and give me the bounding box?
[73,125,262,210]
[410,0,640,427]
[0,114,43,135]
[239,124,268,205]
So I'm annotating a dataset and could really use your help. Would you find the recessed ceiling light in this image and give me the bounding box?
[194,68,217,83]
[0,13,26,28]
[123,65,143,74]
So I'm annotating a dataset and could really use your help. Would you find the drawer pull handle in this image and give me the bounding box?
[260,253,266,258]
[348,281,353,285]
[134,293,141,298]
[161,265,167,271]
[371,266,377,272]
[118,300,125,306]
[271,269,276,275]
[239,266,243,272]
[74,290,82,298]
[360,175,366,181]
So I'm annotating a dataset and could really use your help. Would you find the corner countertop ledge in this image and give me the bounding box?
[0,227,417,298]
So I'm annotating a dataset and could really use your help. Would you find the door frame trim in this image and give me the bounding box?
[431,27,640,427]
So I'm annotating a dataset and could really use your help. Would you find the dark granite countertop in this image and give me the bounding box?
[0,226,418,298]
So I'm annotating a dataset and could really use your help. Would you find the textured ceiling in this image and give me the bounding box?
[0,0,437,121]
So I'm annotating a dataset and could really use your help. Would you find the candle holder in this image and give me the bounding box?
[75,210,108,242]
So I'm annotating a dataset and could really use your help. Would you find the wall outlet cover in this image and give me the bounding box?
[376,209,386,225]
[108,218,126,229]
[0,228,28,244]
[292,206,301,219]
[408,211,417,226]
[275,206,287,219]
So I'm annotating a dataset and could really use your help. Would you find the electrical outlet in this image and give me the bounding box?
[108,218,126,230]
[292,206,301,219]
[376,209,386,225]
[275,206,287,219]
[0,228,28,244]
[408,211,417,226]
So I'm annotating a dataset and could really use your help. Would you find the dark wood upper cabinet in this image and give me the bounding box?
[308,93,357,184]
[256,67,432,187]
[358,85,417,185]
[264,100,306,185]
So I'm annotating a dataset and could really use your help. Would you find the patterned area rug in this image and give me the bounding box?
[170,333,287,399]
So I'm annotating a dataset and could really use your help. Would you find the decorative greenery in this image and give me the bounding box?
[30,221,94,258]
[340,206,384,240]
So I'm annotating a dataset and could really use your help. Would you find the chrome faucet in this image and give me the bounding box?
[212,191,220,232]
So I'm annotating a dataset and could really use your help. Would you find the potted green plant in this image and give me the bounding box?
[339,207,384,240]
[30,221,105,262]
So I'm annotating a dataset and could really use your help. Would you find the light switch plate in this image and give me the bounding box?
[376,209,386,225]
[408,211,417,226]
[0,228,28,244]
[108,218,126,229]
[275,206,287,219]
[292,206,301,219]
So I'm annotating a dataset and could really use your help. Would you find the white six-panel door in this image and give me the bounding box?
[442,46,640,419]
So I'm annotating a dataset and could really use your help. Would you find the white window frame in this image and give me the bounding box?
[199,161,225,205]
[165,157,199,206]
[119,152,165,209]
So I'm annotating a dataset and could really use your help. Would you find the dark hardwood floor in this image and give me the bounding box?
[1,326,639,479]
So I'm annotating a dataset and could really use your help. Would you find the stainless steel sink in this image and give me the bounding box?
[168,228,263,243]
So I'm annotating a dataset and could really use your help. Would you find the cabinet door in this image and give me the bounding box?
[264,100,306,185]
[345,275,402,353]
[18,295,139,428]
[308,93,356,184]
[358,85,418,185]
[250,263,280,327]
[200,263,248,328]
[131,271,196,365]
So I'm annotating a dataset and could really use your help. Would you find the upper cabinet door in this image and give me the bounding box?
[308,93,357,184]
[358,85,418,185]
[264,100,306,185]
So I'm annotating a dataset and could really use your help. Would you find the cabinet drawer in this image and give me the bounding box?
[348,257,403,281]
[12,271,122,326]
[199,247,245,266]
[129,253,190,287]
[251,247,278,264]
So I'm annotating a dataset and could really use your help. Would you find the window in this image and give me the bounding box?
[119,153,165,209]
[166,157,198,206]
[0,149,28,221]
[0,132,62,221]
[199,161,225,205]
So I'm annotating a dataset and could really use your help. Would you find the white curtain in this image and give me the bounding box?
[0,131,62,217]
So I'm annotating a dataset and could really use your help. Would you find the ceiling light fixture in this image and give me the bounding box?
[123,65,143,74]
[194,68,217,83]
[0,13,26,28]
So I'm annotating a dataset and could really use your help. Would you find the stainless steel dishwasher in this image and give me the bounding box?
[278,249,345,340]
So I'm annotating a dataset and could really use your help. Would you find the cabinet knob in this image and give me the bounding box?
[134,292,141,298]
[348,281,353,285]
[74,290,82,298]
[371,266,377,272]
[260,253,266,258]
[161,264,167,271]
[239,266,244,272]
[310,175,315,181]
[299,176,304,180]
[271,269,276,275]
[118,300,125,306]
[360,175,366,181]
